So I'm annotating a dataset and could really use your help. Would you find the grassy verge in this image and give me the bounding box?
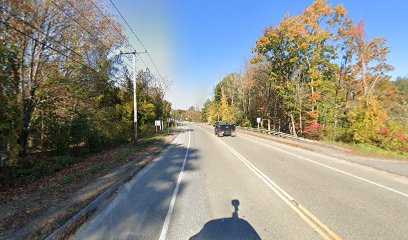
[237,127,408,161]
[349,143,408,160]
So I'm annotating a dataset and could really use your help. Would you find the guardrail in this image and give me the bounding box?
[236,126,314,143]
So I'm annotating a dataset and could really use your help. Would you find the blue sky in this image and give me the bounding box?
[109,0,408,110]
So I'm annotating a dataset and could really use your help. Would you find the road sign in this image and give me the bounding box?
[155,120,161,126]
[256,118,261,123]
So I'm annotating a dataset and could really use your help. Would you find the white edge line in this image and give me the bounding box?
[159,129,191,240]
[240,134,408,198]
[216,138,333,240]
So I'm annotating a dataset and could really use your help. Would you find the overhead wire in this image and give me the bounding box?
[88,0,164,91]
[49,0,134,79]
[87,0,151,72]
[49,0,132,72]
[0,19,121,82]
[87,0,160,91]
[1,6,83,60]
[108,0,167,86]
[62,0,133,67]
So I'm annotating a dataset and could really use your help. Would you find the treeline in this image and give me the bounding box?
[172,106,202,122]
[202,0,408,153]
[0,0,171,163]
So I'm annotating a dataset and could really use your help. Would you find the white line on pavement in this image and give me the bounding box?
[159,129,191,240]
[214,134,340,240]
[239,134,408,198]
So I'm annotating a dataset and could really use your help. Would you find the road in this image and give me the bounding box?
[73,123,408,240]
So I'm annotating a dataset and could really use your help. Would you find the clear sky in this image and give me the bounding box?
[108,0,408,110]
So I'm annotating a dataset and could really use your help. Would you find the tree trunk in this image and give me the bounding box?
[299,99,303,135]
[290,113,297,136]
[18,89,36,156]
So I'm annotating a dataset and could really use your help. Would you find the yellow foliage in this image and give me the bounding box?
[348,98,388,143]
[220,92,236,122]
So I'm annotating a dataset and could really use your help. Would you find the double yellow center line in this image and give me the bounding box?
[210,130,342,240]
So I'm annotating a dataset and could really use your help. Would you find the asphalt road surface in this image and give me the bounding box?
[73,123,408,240]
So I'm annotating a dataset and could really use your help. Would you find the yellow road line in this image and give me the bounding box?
[200,126,342,240]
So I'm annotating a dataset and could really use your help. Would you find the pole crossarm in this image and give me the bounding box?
[120,51,148,55]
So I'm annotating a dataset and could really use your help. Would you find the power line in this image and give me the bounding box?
[0,13,130,85]
[87,0,150,71]
[50,0,100,46]
[108,0,147,50]
[2,4,159,93]
[48,0,139,81]
[108,0,167,82]
[88,0,161,90]
[0,20,108,79]
[0,6,131,84]
[61,0,134,69]
[88,0,129,45]
[49,0,132,70]
[1,6,84,60]
[91,0,153,76]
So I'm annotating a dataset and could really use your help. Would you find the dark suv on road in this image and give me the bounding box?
[214,121,236,137]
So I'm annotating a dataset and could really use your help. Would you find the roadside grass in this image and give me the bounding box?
[350,143,408,160]
[238,127,408,161]
[329,141,408,160]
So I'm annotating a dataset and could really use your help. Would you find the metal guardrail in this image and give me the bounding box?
[236,126,314,142]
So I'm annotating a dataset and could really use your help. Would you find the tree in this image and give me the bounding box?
[220,91,236,122]
[205,0,405,152]
[0,0,173,160]
[345,21,393,104]
[394,77,408,127]
[252,0,349,133]
[0,37,21,158]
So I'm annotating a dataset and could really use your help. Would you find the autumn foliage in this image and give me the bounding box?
[203,0,407,154]
[0,0,172,161]
[303,123,325,139]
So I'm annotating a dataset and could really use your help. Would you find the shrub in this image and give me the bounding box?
[347,98,388,144]
[377,124,408,153]
[320,125,345,142]
[303,123,325,139]
[240,119,252,128]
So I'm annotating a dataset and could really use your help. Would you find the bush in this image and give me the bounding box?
[347,98,387,144]
[377,124,408,153]
[346,98,408,153]
[320,125,345,142]
[240,119,252,128]
[303,123,325,139]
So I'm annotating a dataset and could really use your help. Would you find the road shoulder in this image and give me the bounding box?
[236,128,408,177]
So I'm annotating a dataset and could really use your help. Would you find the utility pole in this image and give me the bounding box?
[120,51,147,142]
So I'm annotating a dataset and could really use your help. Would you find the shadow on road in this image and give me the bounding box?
[190,199,261,240]
[75,141,200,239]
